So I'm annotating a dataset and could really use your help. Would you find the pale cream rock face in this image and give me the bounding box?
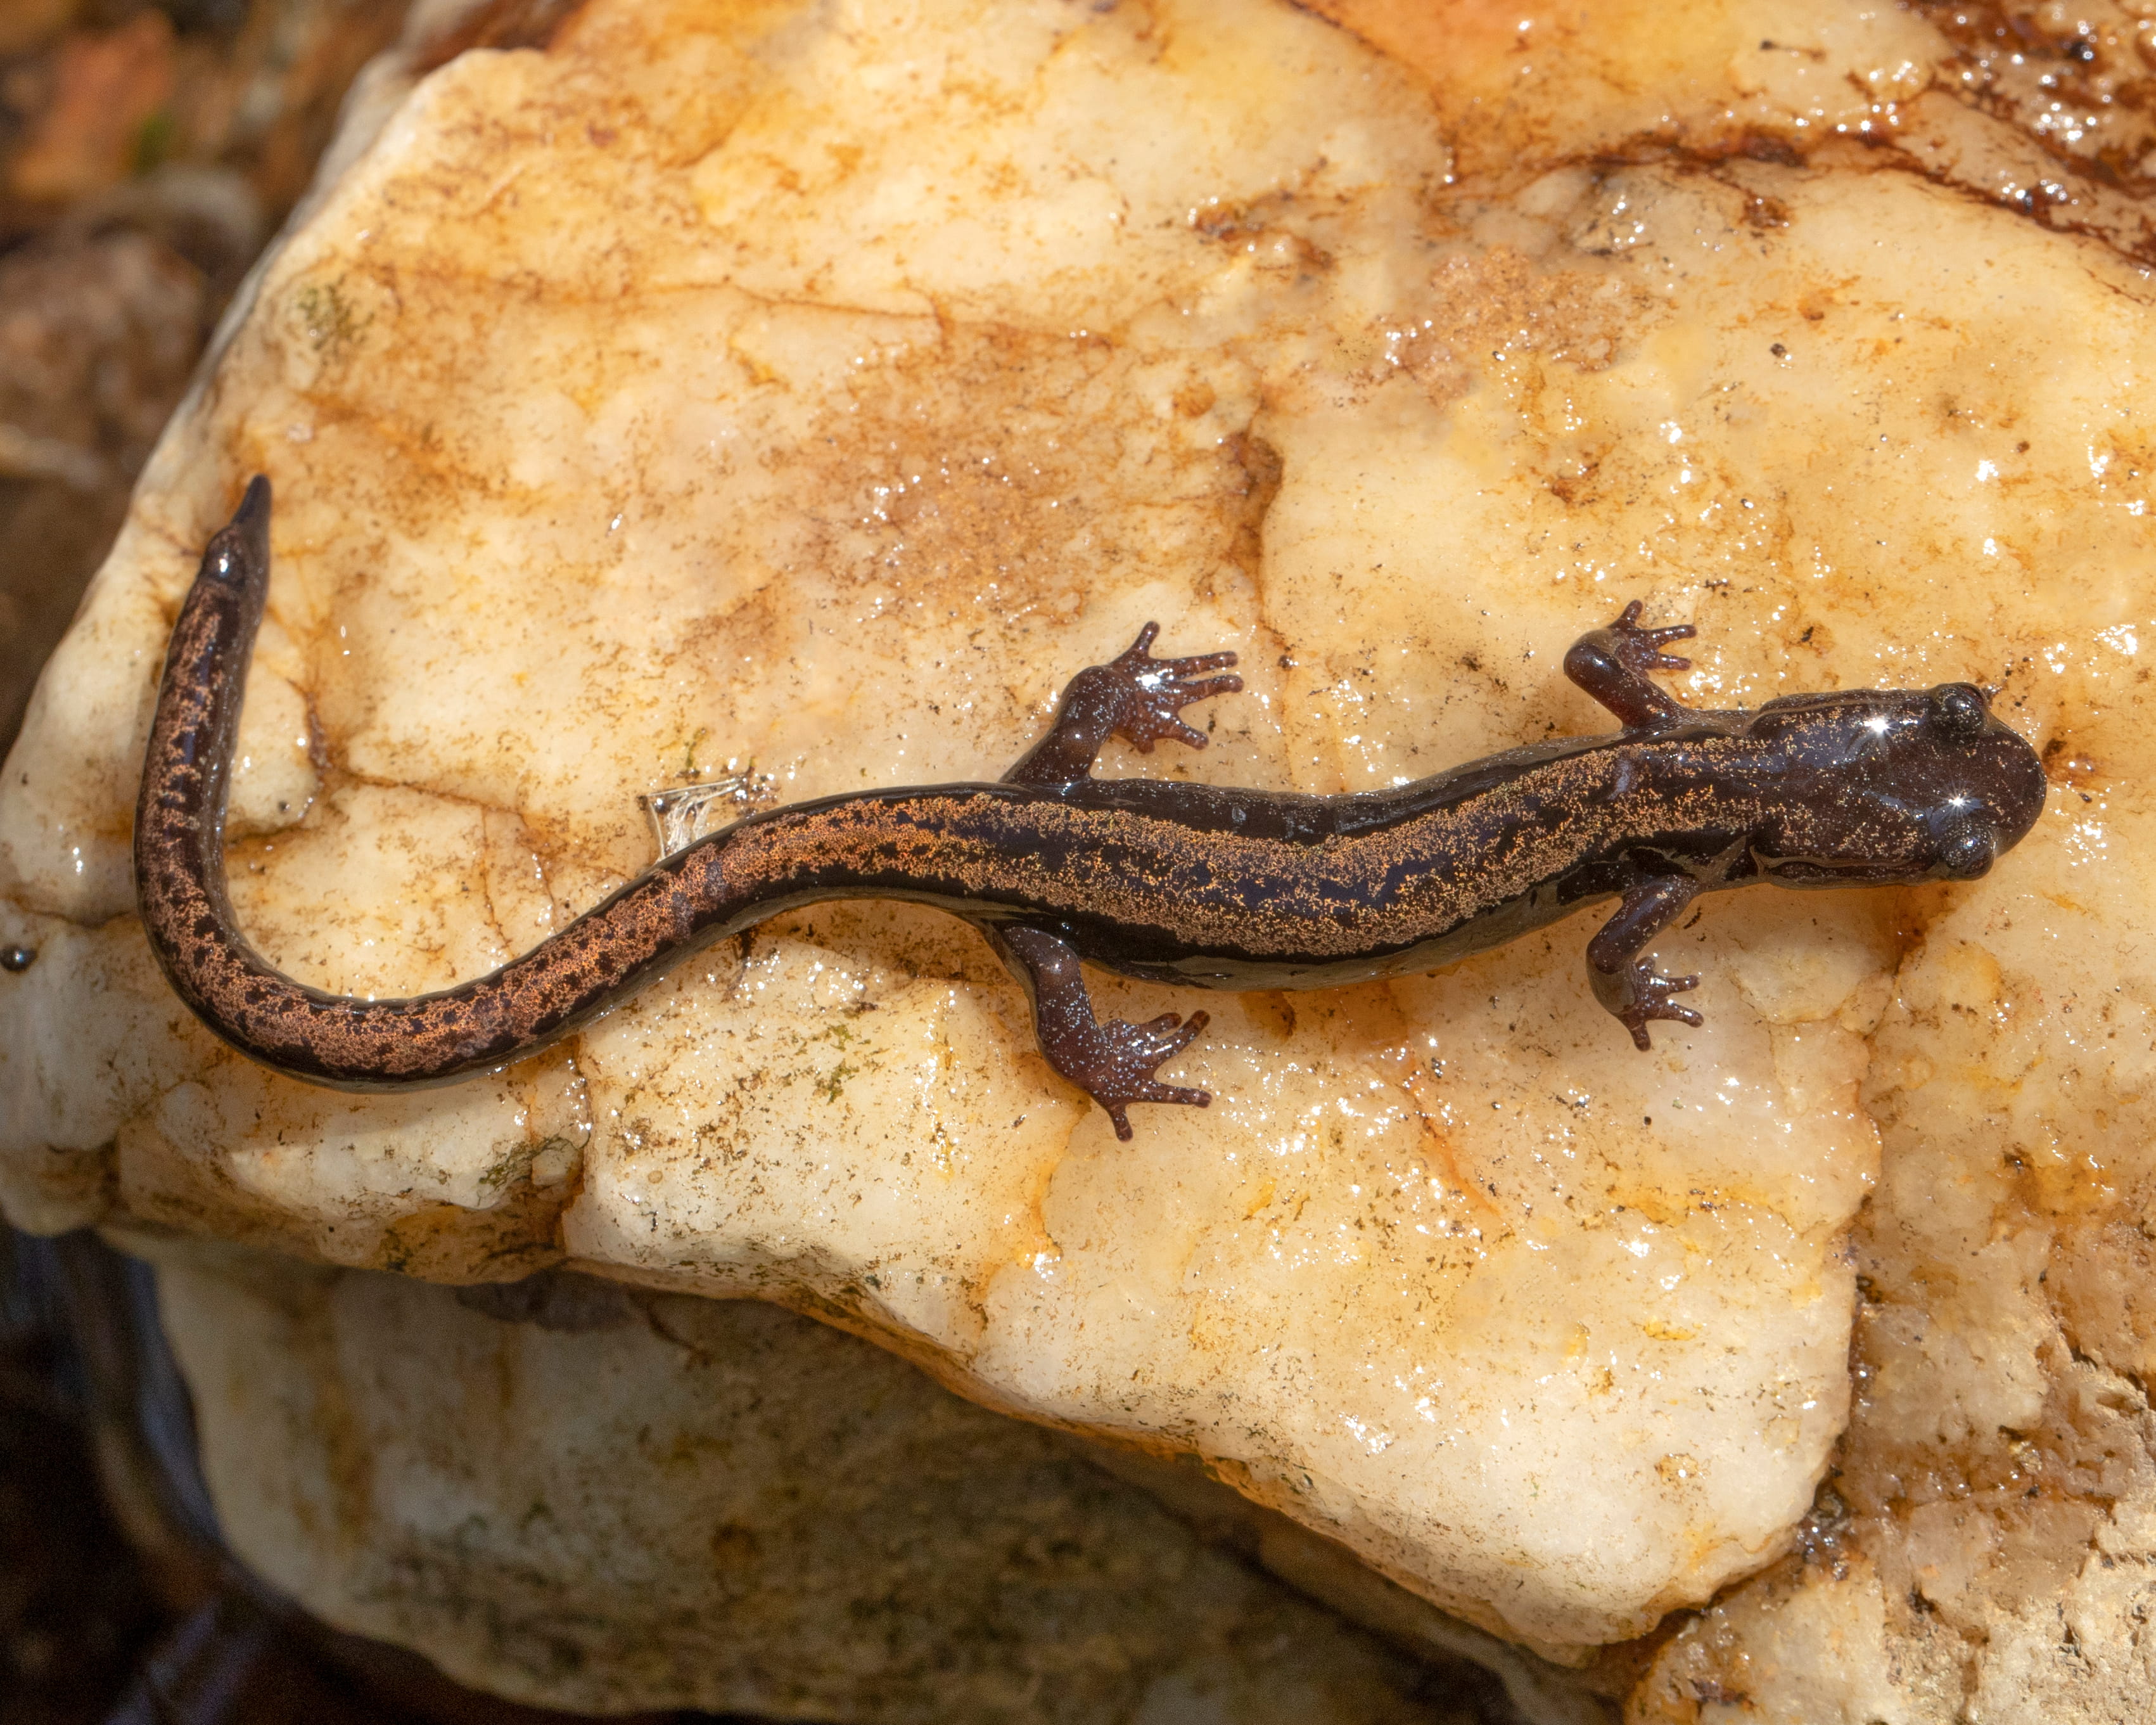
[3,0,2153,1687]
[144,1235,1483,1724]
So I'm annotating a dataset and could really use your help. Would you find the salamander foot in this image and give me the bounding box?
[1605,600,1695,679]
[1611,962,1702,1051]
[1099,623,1243,753]
[996,925,1213,1139]
[1004,623,1241,785]
[1565,601,1697,730]
[1071,1008,1213,1141]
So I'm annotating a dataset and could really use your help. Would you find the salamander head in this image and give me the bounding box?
[1744,683,2047,886]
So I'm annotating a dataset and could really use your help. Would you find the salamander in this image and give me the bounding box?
[132,477,2049,1138]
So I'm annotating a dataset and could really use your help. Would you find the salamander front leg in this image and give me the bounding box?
[1587,875,1704,1050]
[995,925,1211,1140]
[1004,623,1241,787]
[1564,601,1696,731]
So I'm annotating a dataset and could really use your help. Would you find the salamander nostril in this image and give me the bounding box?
[1927,683,1988,741]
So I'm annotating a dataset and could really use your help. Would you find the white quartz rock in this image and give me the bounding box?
[143,1234,1496,1724]
[3,0,2153,1691]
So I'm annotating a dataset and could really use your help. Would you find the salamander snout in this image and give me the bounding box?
[1917,684,2046,882]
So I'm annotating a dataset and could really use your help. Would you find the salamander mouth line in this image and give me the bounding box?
[128,477,2050,1140]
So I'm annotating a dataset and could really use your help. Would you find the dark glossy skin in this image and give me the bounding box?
[132,478,2050,1138]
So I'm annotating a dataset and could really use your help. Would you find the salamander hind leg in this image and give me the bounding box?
[1564,601,1696,731]
[995,925,1211,1141]
[1003,623,1241,787]
[1586,875,1704,1050]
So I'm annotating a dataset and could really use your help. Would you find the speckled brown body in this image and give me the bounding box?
[135,479,2050,1136]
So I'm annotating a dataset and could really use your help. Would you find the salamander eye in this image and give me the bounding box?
[1935,818,1996,880]
[1927,683,1988,741]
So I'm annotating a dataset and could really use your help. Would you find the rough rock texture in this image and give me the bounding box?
[3,0,2155,1716]
[142,1232,1501,1724]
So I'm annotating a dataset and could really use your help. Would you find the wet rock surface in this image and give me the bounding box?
[146,1234,1507,1724]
